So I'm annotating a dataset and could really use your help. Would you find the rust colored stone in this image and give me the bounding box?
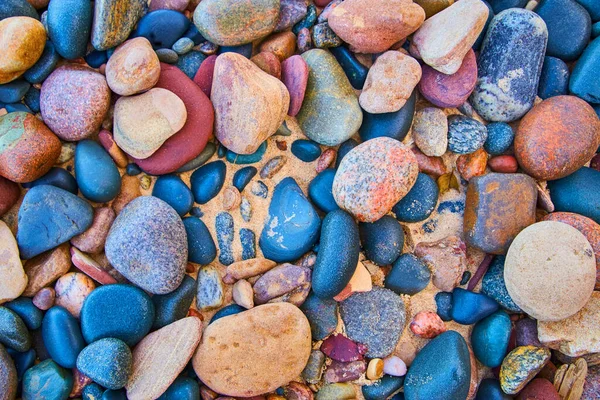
[259,31,297,61]
[488,155,518,173]
[98,130,129,168]
[22,243,71,297]
[316,148,336,173]
[411,146,448,177]
[517,378,560,400]
[193,54,217,98]
[251,51,282,79]
[456,148,488,181]
[112,175,141,214]
[409,311,447,338]
[0,17,46,84]
[0,176,20,216]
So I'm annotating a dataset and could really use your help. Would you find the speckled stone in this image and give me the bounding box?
[499,346,551,395]
[40,64,111,141]
[0,306,30,352]
[0,17,46,84]
[482,256,522,312]
[447,115,487,154]
[300,293,338,340]
[152,275,196,329]
[196,265,224,311]
[91,0,147,51]
[106,37,160,96]
[392,172,439,223]
[582,364,600,399]
[105,196,187,295]
[275,0,308,32]
[77,338,132,390]
[47,0,92,60]
[0,343,17,400]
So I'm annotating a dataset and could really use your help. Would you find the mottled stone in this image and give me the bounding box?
[0,17,46,84]
[259,31,296,61]
[482,256,522,312]
[91,0,147,51]
[0,343,16,400]
[415,236,466,292]
[196,265,224,311]
[0,221,27,304]
[22,359,73,400]
[0,176,19,217]
[500,346,551,395]
[106,37,160,96]
[253,263,311,305]
[71,207,115,254]
[447,115,487,154]
[251,51,282,78]
[54,272,95,318]
[456,148,488,181]
[410,311,447,339]
[275,0,308,32]
[22,243,70,297]
[76,338,131,390]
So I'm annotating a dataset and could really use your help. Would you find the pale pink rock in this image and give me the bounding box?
[409,311,447,339]
[233,279,254,309]
[71,207,115,254]
[55,272,96,318]
[105,37,160,96]
[71,247,117,285]
[414,236,467,292]
[32,287,55,310]
[149,0,189,11]
[383,356,407,377]
[333,261,372,301]
[281,55,308,117]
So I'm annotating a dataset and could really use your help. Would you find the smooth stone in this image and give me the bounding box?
[172,37,194,54]
[22,244,70,297]
[275,0,308,32]
[404,331,471,400]
[40,64,111,141]
[515,318,542,347]
[17,186,93,259]
[435,291,453,321]
[0,112,61,183]
[312,210,359,298]
[91,0,146,50]
[106,37,160,96]
[152,175,193,216]
[291,139,321,162]
[0,344,17,400]
[252,263,310,305]
[23,86,39,113]
[80,284,155,346]
[412,107,448,157]
[152,275,195,329]
[225,141,268,164]
[214,212,234,265]
[189,160,225,204]
[410,0,489,74]
[54,272,94,318]
[157,377,199,400]
[393,172,439,223]
[77,338,131,390]
[232,166,257,192]
[471,310,511,368]
[196,265,224,311]
[415,236,466,292]
[0,307,30,352]
[333,137,418,222]
[22,359,73,400]
[133,10,188,49]
[316,383,356,400]
[0,17,45,84]
[577,0,599,21]
[470,9,548,122]
[280,55,308,117]
[504,221,596,321]
[183,217,216,265]
[489,0,527,13]
[362,375,404,400]
[414,0,453,18]
[217,43,254,58]
[0,80,29,103]
[386,254,431,296]
[538,56,570,99]
[476,379,512,400]
[75,140,121,203]
[175,50,205,79]
[359,215,404,266]
[41,306,85,369]
[0,221,27,304]
[447,115,487,154]
[329,46,368,90]
[259,177,321,262]
[548,167,600,223]
[0,176,19,216]
[175,142,216,173]
[482,256,522,312]
[84,50,108,69]
[359,90,416,143]
[0,0,38,19]
[4,298,40,330]
[149,0,189,11]
[32,288,55,311]
[451,288,499,325]
[518,379,560,400]
[300,293,338,340]
[311,21,342,48]
[308,169,339,213]
[297,49,362,146]
[106,196,187,294]
[499,346,551,395]
[340,287,406,358]
[192,303,311,397]
[210,304,245,323]
[47,0,91,59]
[70,207,115,254]
[484,122,514,155]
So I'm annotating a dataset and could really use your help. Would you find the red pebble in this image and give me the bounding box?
[457,148,488,181]
[71,247,117,285]
[98,129,128,168]
[517,378,560,400]
[320,334,367,362]
[488,155,519,173]
[194,54,217,98]
[411,146,447,177]
[281,55,309,117]
[591,153,600,171]
[0,176,20,216]
[316,148,336,173]
[409,311,447,339]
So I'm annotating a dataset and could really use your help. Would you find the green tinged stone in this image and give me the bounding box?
[22,359,73,400]
[297,49,362,146]
[316,383,356,400]
[91,0,147,50]
[0,306,31,352]
[0,112,26,155]
[500,346,551,395]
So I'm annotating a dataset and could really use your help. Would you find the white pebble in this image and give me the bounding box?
[383,355,407,377]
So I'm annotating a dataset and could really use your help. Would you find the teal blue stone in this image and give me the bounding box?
[76,338,132,390]
[0,80,30,103]
[190,160,226,204]
[435,292,453,321]
[362,375,404,400]
[24,41,60,84]
[404,331,471,400]
[359,90,416,142]
[385,254,431,296]
[451,288,499,325]
[5,297,42,330]
[308,169,338,213]
[475,378,512,400]
[75,140,122,203]
[176,51,206,79]
[232,166,257,192]
[226,141,267,164]
[24,86,40,113]
[300,293,338,340]
[47,0,92,59]
[393,173,439,223]
[21,167,78,194]
[291,139,322,162]
[359,215,404,266]
[329,46,368,89]
[183,216,217,265]
[0,306,31,352]
[570,37,600,103]
[471,311,511,368]
[0,0,38,20]
[482,256,522,313]
[152,275,196,329]
[158,376,200,400]
[484,122,514,155]
[80,284,155,346]
[548,167,600,223]
[102,389,127,400]
[176,142,217,173]
[152,175,194,216]
[292,3,317,34]
[41,306,85,369]
[82,382,104,400]
[210,304,245,323]
[134,10,190,49]
[22,359,73,400]
[577,0,600,21]
[594,21,600,37]
[538,56,570,99]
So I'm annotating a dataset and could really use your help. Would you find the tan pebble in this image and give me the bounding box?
[333,261,372,301]
[526,0,538,10]
[232,279,254,309]
[22,243,71,297]
[222,186,241,210]
[70,207,115,254]
[0,221,27,304]
[315,148,336,173]
[105,37,161,96]
[55,272,96,318]
[112,175,142,214]
[57,142,76,164]
[32,287,55,311]
[412,107,448,157]
[259,31,297,61]
[553,358,587,400]
[71,247,118,285]
[226,258,277,280]
[140,175,152,190]
[367,358,384,380]
[0,17,46,84]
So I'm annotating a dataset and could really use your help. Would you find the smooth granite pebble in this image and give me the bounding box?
[41,306,85,368]
[447,115,488,154]
[484,122,514,155]
[359,215,404,266]
[152,175,194,216]
[386,254,431,296]
[215,212,235,265]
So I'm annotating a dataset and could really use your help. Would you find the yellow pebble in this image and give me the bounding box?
[367,358,384,380]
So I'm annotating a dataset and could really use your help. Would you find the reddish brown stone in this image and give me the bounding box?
[515,95,600,180]
[112,175,141,214]
[251,51,282,79]
[591,153,600,172]
[316,148,336,173]
[320,334,367,362]
[517,378,560,400]
[70,207,116,254]
[464,173,537,254]
[193,54,216,98]
[149,0,189,11]
[98,129,128,168]
[409,311,447,339]
[314,0,331,6]
[259,31,297,61]
[281,55,308,117]
[456,148,488,181]
[324,360,366,383]
[415,236,466,292]
[0,176,19,216]
[32,287,55,310]
[411,146,448,177]
[70,368,92,397]
[297,28,312,53]
[488,155,518,173]
[22,243,71,297]
[418,49,477,108]
[133,63,214,174]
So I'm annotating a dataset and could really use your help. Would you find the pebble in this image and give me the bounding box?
[189,160,225,204]
[583,365,600,399]
[316,383,356,400]
[291,139,321,162]
[321,334,366,363]
[435,291,453,321]
[22,243,70,297]
[412,108,448,157]
[302,349,326,384]
[105,196,187,294]
[151,275,195,329]
[158,376,200,400]
[570,34,600,103]
[500,346,551,395]
[172,37,194,55]
[325,360,366,383]
[260,31,297,61]
[0,344,17,400]
[281,56,308,118]
[106,37,160,96]
[156,48,179,63]
[414,236,467,292]
[251,51,282,78]
[47,0,91,60]
[226,141,268,164]
[383,356,407,377]
[22,359,73,400]
[134,9,189,49]
[183,216,216,265]
[297,49,362,146]
[196,265,224,311]
[0,80,29,104]
[456,148,488,180]
[232,279,254,309]
[253,263,311,305]
[260,155,287,179]
[210,304,245,323]
[0,306,30,352]
[470,9,548,122]
[175,50,206,79]
[359,90,417,142]
[71,207,115,254]
[359,215,404,266]
[471,310,511,368]
[0,176,19,216]
[393,172,439,223]
[328,47,366,90]
[91,0,146,50]
[538,56,570,99]
[75,140,122,203]
[0,221,27,304]
[410,311,447,339]
[215,212,234,265]
[475,378,512,400]
[548,167,600,223]
[482,256,522,312]
[518,378,560,400]
[451,288,499,325]
[152,175,194,217]
[77,338,132,390]
[80,283,155,346]
[308,169,338,213]
[340,287,406,358]
[239,199,252,223]
[192,303,311,397]
[515,318,542,348]
[0,17,46,84]
[484,122,514,155]
[41,306,85,368]
[504,221,596,321]
[299,293,338,340]
[447,115,488,154]
[312,22,342,48]
[4,297,42,330]
[0,0,38,19]
[275,0,308,32]
[54,272,95,318]
[70,247,117,285]
[385,254,431,296]
[410,0,488,74]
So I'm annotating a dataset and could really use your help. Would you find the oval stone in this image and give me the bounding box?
[359,90,417,143]
[300,293,338,340]
[183,217,216,265]
[0,343,17,400]
[308,169,339,213]
[0,306,30,352]
[0,17,46,84]
[0,221,27,304]
[190,160,226,204]
[77,338,132,390]
[548,167,600,223]
[447,115,488,154]
[385,254,431,296]
[151,275,196,329]
[91,0,147,51]
[22,359,73,400]
[152,175,194,216]
[471,310,511,368]
[23,167,78,194]
[538,56,570,99]
[75,140,122,203]
[47,0,92,60]
[4,298,41,330]
[359,215,404,266]
[41,306,85,369]
[392,172,439,223]
[105,37,160,96]
[499,346,551,395]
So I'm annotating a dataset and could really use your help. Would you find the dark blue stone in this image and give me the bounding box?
[133,10,190,49]
[176,51,206,79]
[291,139,322,162]
[312,210,359,299]
[7,348,35,382]
[482,255,522,312]
[386,254,431,296]
[471,310,511,368]
[292,3,317,34]
[548,167,600,223]
[240,228,256,260]
[335,139,359,169]
[152,275,196,329]
[22,359,73,400]
[594,21,600,37]
[183,24,205,44]
[362,375,404,400]
[102,389,128,400]
[451,288,499,325]
[17,185,93,259]
[435,291,453,321]
[0,80,30,103]
[488,0,527,13]
[447,115,487,154]
[183,216,216,265]
[76,338,131,390]
[251,180,268,198]
[24,41,60,84]
[308,168,339,213]
[5,298,42,330]
[210,304,245,323]
[0,0,38,20]
[126,163,142,176]
[23,86,40,113]
[215,212,234,265]
[392,394,405,400]
[473,0,494,51]
[595,103,600,118]
[5,103,30,113]
[329,46,369,89]
[0,307,30,352]
[158,376,200,400]
[484,122,514,155]
[536,0,592,61]
[226,141,267,164]
[460,271,472,286]
[259,177,321,263]
[42,306,85,369]
[80,284,155,346]
[570,37,600,103]
[232,166,257,192]
[577,0,600,21]
[75,139,122,203]
[359,215,404,265]
[359,90,416,142]
[190,160,226,204]
[300,293,338,340]
[393,173,439,222]
[153,175,194,216]
[47,0,92,59]
[476,379,512,400]
[218,43,253,58]
[22,167,78,194]
[217,143,227,158]
[83,383,105,400]
[404,331,471,400]
[85,50,108,68]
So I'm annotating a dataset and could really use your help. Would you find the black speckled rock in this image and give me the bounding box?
[0,306,31,352]
[470,9,548,122]
[300,293,338,340]
[152,275,196,329]
[340,287,406,358]
[359,215,404,266]
[0,343,17,400]
[215,212,234,266]
[105,196,187,295]
[447,115,488,154]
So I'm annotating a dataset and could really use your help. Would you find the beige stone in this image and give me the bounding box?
[412,107,448,157]
[55,272,96,318]
[225,258,277,280]
[22,243,71,297]
[106,37,160,96]
[0,17,46,84]
[410,0,489,74]
[192,303,311,397]
[505,221,596,322]
[232,279,254,309]
[0,221,27,304]
[333,261,372,301]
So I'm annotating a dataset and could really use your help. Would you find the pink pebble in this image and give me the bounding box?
[281,55,309,117]
[383,356,407,377]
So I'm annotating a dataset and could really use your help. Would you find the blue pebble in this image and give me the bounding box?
[577,0,600,21]
[291,139,322,162]
[7,348,35,382]
[176,51,206,79]
[22,167,78,194]
[471,310,511,368]
[438,200,465,214]
[538,56,570,99]
[393,173,439,223]
[217,144,227,158]
[22,359,73,400]
[218,43,253,58]
[215,212,234,265]
[251,180,268,198]
[594,21,600,37]
[102,389,128,400]
[451,288,499,325]
[308,169,339,213]
[359,90,416,142]
[76,338,132,390]
[190,160,226,204]
[299,293,338,340]
[226,141,267,164]
[447,115,488,154]
[363,375,404,400]
[152,175,194,216]
[232,166,257,192]
[476,379,512,400]
[158,376,200,400]
[5,298,42,330]
[259,177,321,263]
[240,228,256,260]
[488,0,527,13]
[134,10,190,49]
[183,216,216,265]
[126,163,142,176]
[172,37,195,54]
[183,24,205,44]
[473,0,494,51]
[548,167,600,223]
[240,197,252,222]
[0,80,30,103]
[329,46,369,89]
[484,122,514,155]
[23,86,40,113]
[47,0,92,60]
[335,139,358,169]
[0,0,38,20]
[175,143,217,173]
[570,36,600,103]
[482,256,522,312]
[210,304,245,323]
[75,140,122,203]
[435,291,453,321]
[152,275,196,329]
[595,103,600,118]
[292,4,317,34]
[24,41,60,84]
[190,206,203,218]
[42,306,85,369]
[83,383,105,400]
[359,215,404,265]
[5,103,30,113]
[85,50,108,68]
[386,254,431,296]
[0,307,30,352]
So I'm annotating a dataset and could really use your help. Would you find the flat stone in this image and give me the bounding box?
[106,37,160,96]
[91,0,147,51]
[22,359,73,400]
[76,338,131,390]
[0,221,26,304]
[22,243,70,297]
[569,33,600,103]
[71,207,115,254]
[414,236,466,292]
[0,17,46,84]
